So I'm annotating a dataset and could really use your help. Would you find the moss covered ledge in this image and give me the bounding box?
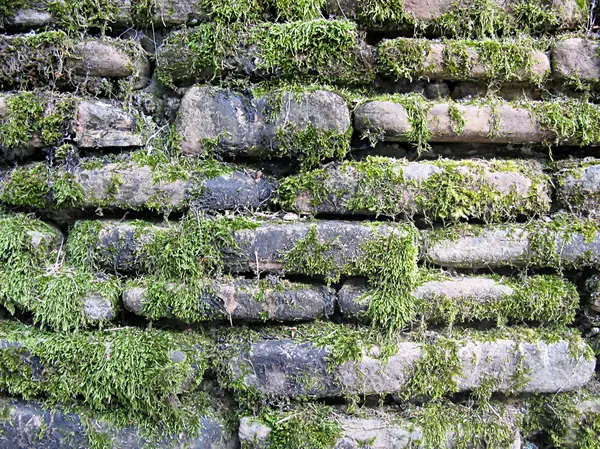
[0,31,150,92]
[156,19,374,87]
[377,37,549,85]
[278,157,550,222]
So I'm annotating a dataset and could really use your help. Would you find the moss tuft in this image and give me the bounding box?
[46,0,118,34]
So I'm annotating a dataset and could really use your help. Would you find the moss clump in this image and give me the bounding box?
[376,38,431,82]
[0,320,208,432]
[523,388,600,449]
[283,222,420,333]
[529,98,600,146]
[279,157,550,223]
[157,19,373,86]
[46,0,118,34]
[258,404,342,449]
[272,0,326,21]
[0,0,26,22]
[418,273,578,327]
[198,0,265,22]
[0,92,76,149]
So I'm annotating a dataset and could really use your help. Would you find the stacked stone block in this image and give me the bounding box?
[0,0,599,448]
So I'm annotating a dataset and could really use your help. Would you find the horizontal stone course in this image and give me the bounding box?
[0,160,272,212]
[280,157,550,221]
[176,86,351,165]
[339,274,578,325]
[0,396,237,449]
[378,38,550,83]
[355,99,600,146]
[225,329,595,398]
[0,32,150,91]
[124,277,335,322]
[424,216,600,269]
[239,404,522,449]
[157,20,374,86]
[79,218,415,277]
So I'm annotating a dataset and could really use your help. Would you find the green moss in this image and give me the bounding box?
[377,38,431,82]
[279,157,550,223]
[284,225,342,285]
[260,404,341,449]
[272,0,326,21]
[0,92,76,149]
[523,388,600,449]
[130,0,156,26]
[529,98,600,146]
[46,0,119,34]
[0,164,51,208]
[198,0,265,22]
[0,320,208,432]
[157,19,373,86]
[0,0,26,21]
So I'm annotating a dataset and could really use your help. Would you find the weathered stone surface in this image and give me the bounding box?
[424,218,600,268]
[70,40,151,89]
[0,33,150,91]
[239,405,522,449]
[283,158,550,220]
[176,86,351,157]
[553,38,600,82]
[75,101,144,148]
[123,277,335,322]
[378,38,550,83]
[325,0,584,29]
[226,331,594,398]
[556,159,600,216]
[87,219,414,276]
[355,101,557,144]
[0,396,237,449]
[157,20,374,86]
[69,162,272,212]
[339,274,577,325]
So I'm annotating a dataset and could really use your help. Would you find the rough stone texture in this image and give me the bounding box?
[354,101,559,144]
[338,277,515,318]
[75,101,145,148]
[176,86,351,157]
[227,334,594,398]
[424,222,600,268]
[556,160,600,216]
[70,162,272,212]
[239,408,522,449]
[288,159,550,218]
[123,278,335,322]
[228,221,410,274]
[553,38,600,82]
[70,40,151,89]
[90,219,412,276]
[379,40,550,82]
[0,397,237,449]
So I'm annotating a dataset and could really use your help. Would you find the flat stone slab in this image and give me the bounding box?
[0,396,237,449]
[176,86,351,161]
[82,219,417,278]
[0,161,272,212]
[555,159,600,216]
[0,33,150,91]
[378,38,549,83]
[553,38,600,83]
[280,158,550,221]
[225,328,595,398]
[355,101,554,145]
[339,274,578,325]
[157,20,374,86]
[326,0,584,30]
[424,216,600,269]
[124,277,335,322]
[239,404,522,449]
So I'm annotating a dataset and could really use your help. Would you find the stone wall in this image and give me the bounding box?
[1,1,600,448]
